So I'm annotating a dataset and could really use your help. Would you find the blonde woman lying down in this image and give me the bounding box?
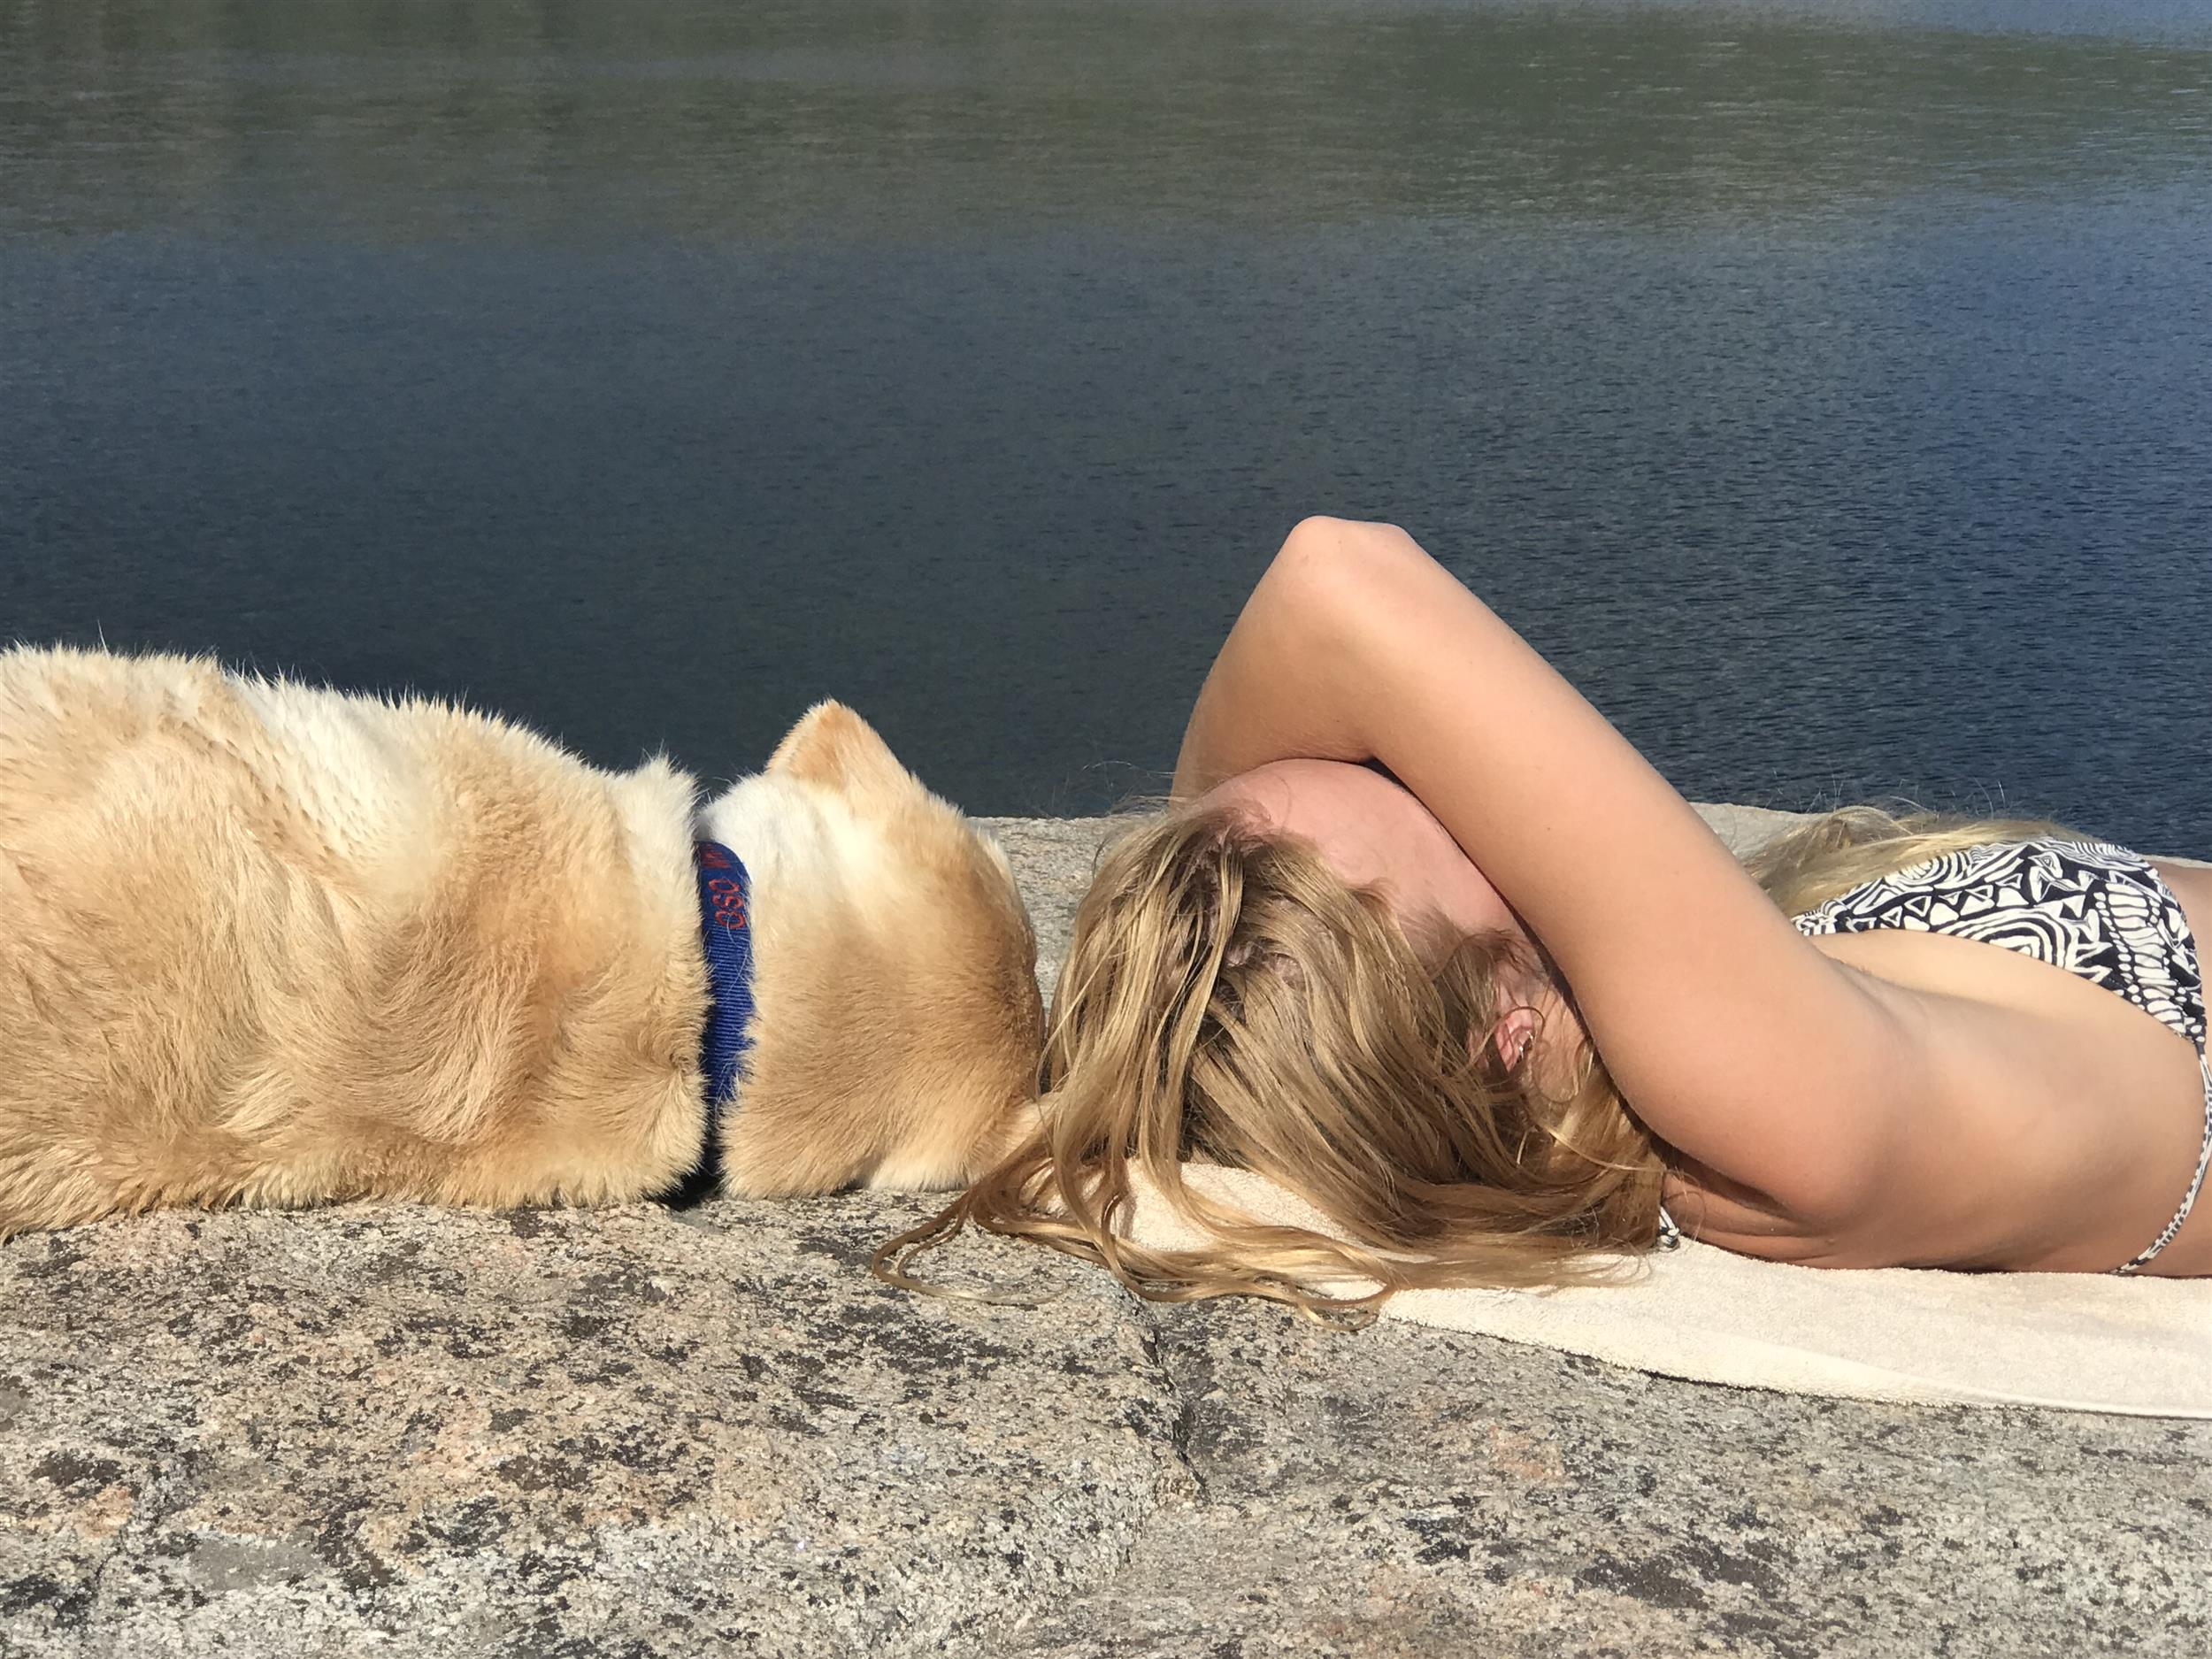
[883,517,2212,1317]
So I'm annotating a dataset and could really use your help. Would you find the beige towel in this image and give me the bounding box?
[1124,1166,2212,1418]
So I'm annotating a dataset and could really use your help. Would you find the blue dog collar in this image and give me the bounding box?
[694,838,758,1154]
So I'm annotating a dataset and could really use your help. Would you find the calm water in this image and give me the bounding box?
[4,1,2209,847]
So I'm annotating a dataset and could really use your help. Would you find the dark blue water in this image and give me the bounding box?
[4,2,2209,847]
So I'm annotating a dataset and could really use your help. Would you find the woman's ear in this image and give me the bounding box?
[1493,1005,1538,1071]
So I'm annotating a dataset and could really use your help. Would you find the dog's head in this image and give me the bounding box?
[697,702,1043,1196]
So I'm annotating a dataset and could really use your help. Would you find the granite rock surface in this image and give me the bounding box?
[2,812,2205,1658]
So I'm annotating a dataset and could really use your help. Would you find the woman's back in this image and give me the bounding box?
[1659,841,2212,1277]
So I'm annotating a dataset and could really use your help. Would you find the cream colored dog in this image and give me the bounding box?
[0,646,1044,1233]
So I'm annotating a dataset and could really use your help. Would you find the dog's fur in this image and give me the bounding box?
[0,646,1044,1234]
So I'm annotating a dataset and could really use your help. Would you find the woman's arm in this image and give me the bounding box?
[1173,517,1932,1228]
[1171,528,1379,800]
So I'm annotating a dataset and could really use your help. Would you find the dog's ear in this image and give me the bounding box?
[765,701,915,802]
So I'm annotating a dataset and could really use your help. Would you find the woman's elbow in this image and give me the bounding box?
[1266,516,1430,618]
[1276,513,1413,569]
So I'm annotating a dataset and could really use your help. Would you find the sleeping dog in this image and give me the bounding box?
[0,647,1044,1233]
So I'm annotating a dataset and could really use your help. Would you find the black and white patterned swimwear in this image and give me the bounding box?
[1655,837,2212,1273]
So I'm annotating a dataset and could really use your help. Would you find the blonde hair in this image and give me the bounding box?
[876,798,2078,1321]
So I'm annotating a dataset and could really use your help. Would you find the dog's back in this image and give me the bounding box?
[0,647,708,1231]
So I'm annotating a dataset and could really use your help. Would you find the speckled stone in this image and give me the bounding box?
[993,1302,2212,1658]
[1,811,2206,1658]
[0,1198,1190,1658]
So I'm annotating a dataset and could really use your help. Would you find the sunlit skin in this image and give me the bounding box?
[1169,516,2212,1273]
[1202,758,1586,1078]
